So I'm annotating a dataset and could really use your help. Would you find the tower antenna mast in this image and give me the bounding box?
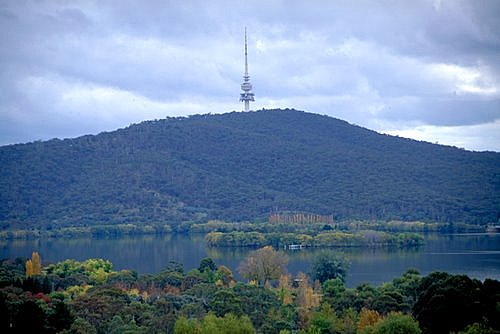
[239,27,255,111]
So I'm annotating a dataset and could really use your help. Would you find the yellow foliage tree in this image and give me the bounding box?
[357,308,382,333]
[238,246,288,286]
[296,272,321,329]
[26,259,33,277]
[26,251,42,277]
[296,272,321,310]
[215,265,235,288]
[278,274,293,305]
[31,251,41,275]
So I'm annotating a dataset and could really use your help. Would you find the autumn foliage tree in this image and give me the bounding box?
[278,274,293,305]
[358,308,382,333]
[296,272,321,329]
[25,251,41,277]
[238,246,288,286]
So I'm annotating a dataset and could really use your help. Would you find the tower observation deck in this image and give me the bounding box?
[240,27,255,112]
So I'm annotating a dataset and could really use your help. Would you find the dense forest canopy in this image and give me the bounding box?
[1,109,499,229]
[1,253,499,333]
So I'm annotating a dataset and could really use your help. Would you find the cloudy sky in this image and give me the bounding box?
[1,0,499,151]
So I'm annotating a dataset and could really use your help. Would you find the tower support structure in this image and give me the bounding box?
[239,27,255,111]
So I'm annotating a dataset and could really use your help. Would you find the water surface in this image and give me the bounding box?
[1,233,499,287]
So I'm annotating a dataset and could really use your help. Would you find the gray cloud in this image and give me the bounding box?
[0,0,499,151]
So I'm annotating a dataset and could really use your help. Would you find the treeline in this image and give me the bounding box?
[336,220,484,233]
[0,250,498,333]
[0,217,484,241]
[205,231,424,248]
[0,223,172,240]
[188,219,480,235]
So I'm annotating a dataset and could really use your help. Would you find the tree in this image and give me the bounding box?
[310,252,349,283]
[390,269,422,310]
[32,252,41,275]
[209,289,242,317]
[215,265,235,288]
[372,312,421,334]
[47,299,75,333]
[260,305,298,334]
[238,246,288,286]
[457,323,496,334]
[341,308,358,334]
[199,258,217,273]
[26,251,42,277]
[296,272,321,330]
[308,303,341,333]
[63,317,97,334]
[357,308,382,333]
[233,283,280,331]
[174,313,256,334]
[174,316,198,334]
[322,278,345,301]
[26,260,33,277]
[278,274,293,305]
[14,299,47,333]
[372,284,406,314]
[413,272,484,334]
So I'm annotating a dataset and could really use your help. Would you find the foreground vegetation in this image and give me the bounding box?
[1,249,498,333]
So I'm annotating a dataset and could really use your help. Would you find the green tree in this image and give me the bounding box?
[199,258,217,273]
[390,269,422,310]
[201,313,255,334]
[341,308,358,334]
[457,323,496,334]
[108,315,126,334]
[174,316,199,334]
[70,286,129,332]
[174,313,256,334]
[372,312,421,334]
[310,252,349,283]
[322,278,345,302]
[62,317,97,334]
[233,283,280,331]
[260,305,298,334]
[14,299,47,333]
[308,303,341,334]
[209,289,242,317]
[47,299,75,333]
[413,272,484,334]
[372,284,406,314]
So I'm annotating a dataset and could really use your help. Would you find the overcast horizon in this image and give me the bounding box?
[1,0,499,151]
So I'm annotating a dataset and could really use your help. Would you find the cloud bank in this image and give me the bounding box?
[1,0,499,151]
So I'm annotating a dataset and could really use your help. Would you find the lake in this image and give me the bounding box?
[1,232,499,287]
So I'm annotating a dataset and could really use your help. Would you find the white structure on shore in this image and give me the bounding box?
[239,27,255,112]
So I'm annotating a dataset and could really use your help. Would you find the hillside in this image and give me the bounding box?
[1,109,499,228]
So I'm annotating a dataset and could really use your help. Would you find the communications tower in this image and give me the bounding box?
[240,27,255,111]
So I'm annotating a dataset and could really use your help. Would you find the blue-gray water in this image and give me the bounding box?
[1,233,499,287]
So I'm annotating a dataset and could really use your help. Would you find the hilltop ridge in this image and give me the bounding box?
[1,109,499,228]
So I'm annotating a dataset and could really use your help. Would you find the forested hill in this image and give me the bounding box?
[1,109,499,228]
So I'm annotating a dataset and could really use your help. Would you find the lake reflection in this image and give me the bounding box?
[1,233,499,287]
